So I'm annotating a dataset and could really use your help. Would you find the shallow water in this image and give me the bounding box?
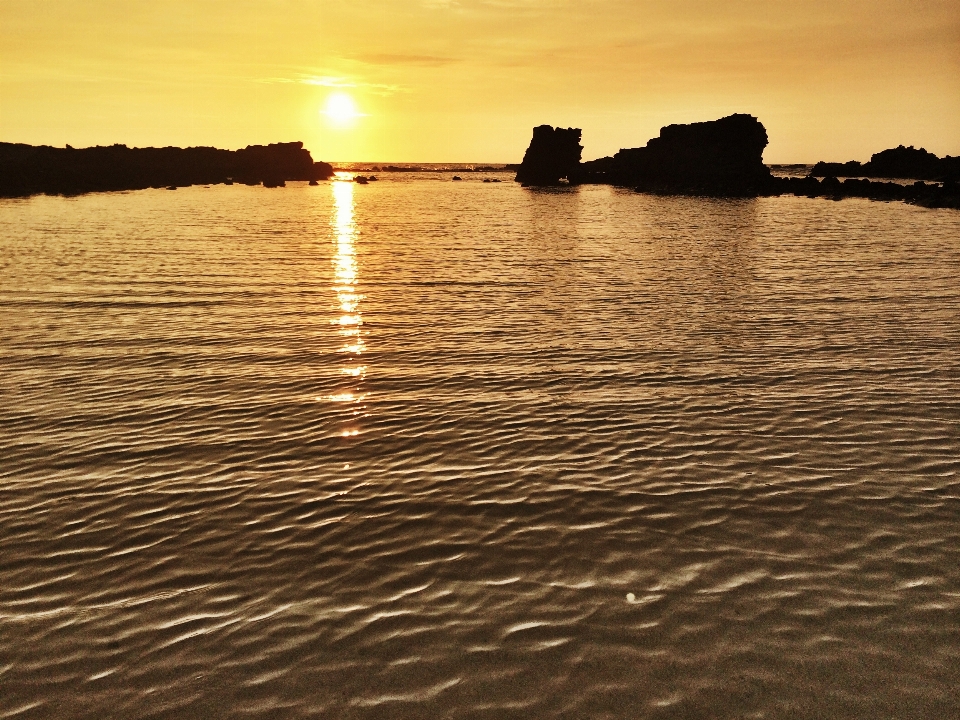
[2,176,959,719]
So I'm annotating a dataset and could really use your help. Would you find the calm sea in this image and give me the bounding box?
[2,173,959,718]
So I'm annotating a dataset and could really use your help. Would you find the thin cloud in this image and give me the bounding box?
[256,74,407,95]
[300,76,358,88]
[352,53,460,67]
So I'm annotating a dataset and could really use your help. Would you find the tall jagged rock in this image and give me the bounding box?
[515,126,583,186]
[576,114,773,196]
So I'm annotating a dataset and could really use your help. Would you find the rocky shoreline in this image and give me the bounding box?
[4,124,958,210]
[811,145,959,183]
[515,116,960,209]
[0,141,334,198]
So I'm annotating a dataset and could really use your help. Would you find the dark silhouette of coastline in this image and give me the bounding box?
[516,115,960,209]
[0,141,334,197]
[811,145,960,182]
[775,175,959,209]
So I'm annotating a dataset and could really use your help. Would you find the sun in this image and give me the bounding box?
[323,92,362,126]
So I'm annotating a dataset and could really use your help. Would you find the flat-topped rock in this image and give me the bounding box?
[576,114,774,196]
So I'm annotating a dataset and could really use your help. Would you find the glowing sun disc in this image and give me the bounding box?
[324,92,361,124]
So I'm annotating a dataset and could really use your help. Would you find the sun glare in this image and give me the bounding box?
[323,92,362,126]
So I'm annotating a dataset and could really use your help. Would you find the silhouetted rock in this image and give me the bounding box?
[0,141,335,197]
[774,173,960,209]
[513,115,957,209]
[452,176,462,181]
[313,161,335,180]
[575,114,774,196]
[515,126,583,186]
[811,145,960,181]
[809,160,864,177]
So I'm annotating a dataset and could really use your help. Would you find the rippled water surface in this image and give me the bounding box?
[2,176,960,718]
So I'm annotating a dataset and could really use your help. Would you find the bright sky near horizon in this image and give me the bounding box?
[1,1,958,163]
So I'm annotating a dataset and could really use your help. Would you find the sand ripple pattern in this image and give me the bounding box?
[2,177,960,718]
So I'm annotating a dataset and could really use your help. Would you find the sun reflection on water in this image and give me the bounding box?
[331,178,366,436]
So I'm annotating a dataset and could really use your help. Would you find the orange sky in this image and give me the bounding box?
[1,1,958,163]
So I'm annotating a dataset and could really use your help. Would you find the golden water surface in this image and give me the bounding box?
[2,174,959,718]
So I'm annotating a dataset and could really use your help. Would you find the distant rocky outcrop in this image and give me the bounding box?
[575,114,774,196]
[515,126,583,186]
[515,115,959,209]
[0,141,335,197]
[775,175,960,209]
[811,145,960,181]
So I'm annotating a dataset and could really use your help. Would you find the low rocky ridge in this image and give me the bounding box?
[775,175,959,209]
[0,141,334,197]
[516,115,960,209]
[812,145,960,182]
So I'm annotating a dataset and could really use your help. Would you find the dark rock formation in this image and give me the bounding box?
[515,126,583,186]
[0,141,335,198]
[515,115,957,209]
[811,145,960,181]
[809,160,864,178]
[773,175,960,209]
[575,114,774,196]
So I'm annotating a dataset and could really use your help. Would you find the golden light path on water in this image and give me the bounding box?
[330,175,365,436]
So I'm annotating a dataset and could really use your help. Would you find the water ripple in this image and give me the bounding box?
[1,179,959,717]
